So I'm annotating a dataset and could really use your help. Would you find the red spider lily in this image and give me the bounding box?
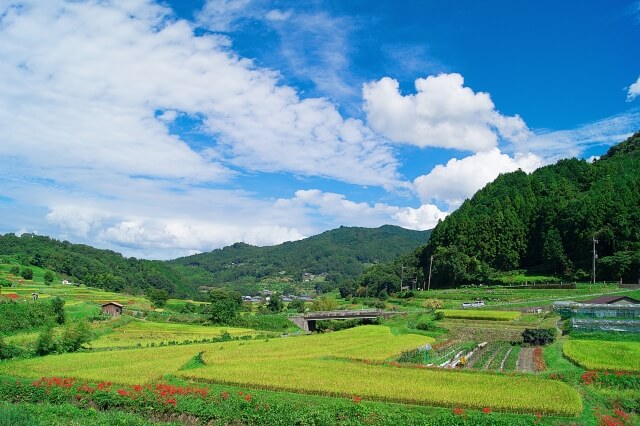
[452,407,465,416]
[221,391,229,400]
[132,385,143,392]
[118,389,128,396]
[482,407,491,414]
[244,394,252,402]
[164,398,177,406]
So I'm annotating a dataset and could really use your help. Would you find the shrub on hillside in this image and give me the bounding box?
[522,328,556,346]
[20,267,33,280]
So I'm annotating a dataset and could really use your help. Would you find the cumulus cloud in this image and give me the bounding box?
[414,149,543,209]
[278,190,447,231]
[0,0,407,258]
[363,73,531,152]
[0,0,399,188]
[39,179,310,259]
[627,75,640,101]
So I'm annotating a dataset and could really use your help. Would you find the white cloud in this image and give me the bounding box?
[627,75,640,101]
[0,0,399,189]
[265,9,292,22]
[519,111,640,160]
[278,189,447,231]
[0,0,409,258]
[363,73,531,152]
[414,148,543,209]
[196,0,254,32]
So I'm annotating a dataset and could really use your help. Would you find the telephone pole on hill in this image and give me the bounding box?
[592,236,598,285]
[427,255,434,291]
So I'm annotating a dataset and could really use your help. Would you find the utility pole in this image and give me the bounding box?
[592,236,598,285]
[400,262,405,291]
[427,255,434,291]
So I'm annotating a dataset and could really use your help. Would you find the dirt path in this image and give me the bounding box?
[517,347,536,373]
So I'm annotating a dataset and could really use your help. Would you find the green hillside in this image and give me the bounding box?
[0,225,430,297]
[419,131,640,287]
[0,234,191,297]
[170,225,431,288]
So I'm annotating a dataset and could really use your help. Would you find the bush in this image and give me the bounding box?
[522,328,555,346]
[0,335,25,360]
[9,265,19,275]
[35,326,57,356]
[415,319,436,331]
[434,311,445,321]
[59,321,92,352]
[20,267,33,280]
[44,271,55,284]
[288,299,306,313]
[422,298,445,310]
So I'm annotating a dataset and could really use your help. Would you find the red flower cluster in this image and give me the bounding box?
[482,407,491,414]
[352,395,362,404]
[244,394,253,402]
[155,383,208,398]
[221,391,229,400]
[581,371,599,385]
[97,381,112,390]
[32,377,74,388]
[594,406,633,426]
[452,407,465,416]
[533,347,546,372]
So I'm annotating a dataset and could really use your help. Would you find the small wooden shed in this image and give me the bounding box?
[102,302,124,316]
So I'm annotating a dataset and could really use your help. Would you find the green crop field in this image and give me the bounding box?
[436,309,521,321]
[0,325,581,415]
[89,320,256,348]
[563,340,640,372]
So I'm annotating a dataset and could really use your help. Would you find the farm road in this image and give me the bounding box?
[517,348,535,373]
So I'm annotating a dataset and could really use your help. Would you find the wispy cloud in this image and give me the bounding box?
[518,110,640,160]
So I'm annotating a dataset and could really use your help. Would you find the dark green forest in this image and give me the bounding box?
[418,131,640,288]
[0,225,430,298]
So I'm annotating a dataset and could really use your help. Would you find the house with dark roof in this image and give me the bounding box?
[581,295,640,305]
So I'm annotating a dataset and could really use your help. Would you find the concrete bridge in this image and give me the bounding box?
[288,309,402,332]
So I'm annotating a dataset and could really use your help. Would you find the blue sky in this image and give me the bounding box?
[0,0,639,259]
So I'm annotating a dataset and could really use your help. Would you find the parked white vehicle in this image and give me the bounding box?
[462,300,485,308]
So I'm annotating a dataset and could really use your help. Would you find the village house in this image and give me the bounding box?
[101,302,123,316]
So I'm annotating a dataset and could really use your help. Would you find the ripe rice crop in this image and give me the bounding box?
[0,325,581,415]
[563,340,640,372]
[181,357,581,415]
[436,309,521,321]
[89,320,255,349]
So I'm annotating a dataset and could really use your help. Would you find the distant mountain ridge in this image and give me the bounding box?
[170,225,431,287]
[0,225,431,297]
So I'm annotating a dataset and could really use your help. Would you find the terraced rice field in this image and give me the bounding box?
[436,309,521,321]
[0,326,582,415]
[89,320,256,348]
[563,340,640,372]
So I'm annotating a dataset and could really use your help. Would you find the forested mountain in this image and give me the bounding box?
[0,225,430,297]
[170,225,431,288]
[419,131,640,288]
